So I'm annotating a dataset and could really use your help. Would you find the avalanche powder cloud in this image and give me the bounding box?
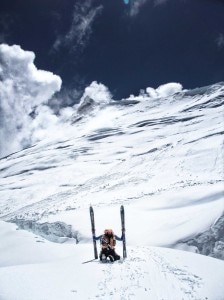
[0,44,62,158]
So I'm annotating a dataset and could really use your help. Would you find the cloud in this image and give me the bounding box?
[0,44,62,158]
[146,82,183,98]
[0,44,114,158]
[79,81,112,105]
[129,0,148,16]
[216,33,224,49]
[129,0,169,16]
[52,0,103,53]
[127,82,183,100]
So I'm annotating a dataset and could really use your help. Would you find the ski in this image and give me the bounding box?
[82,258,98,264]
[90,206,98,259]
[120,205,127,258]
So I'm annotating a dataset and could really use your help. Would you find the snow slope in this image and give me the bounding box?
[0,221,224,300]
[0,82,223,248]
[0,80,224,299]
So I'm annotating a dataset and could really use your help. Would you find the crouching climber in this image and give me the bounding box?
[99,229,120,262]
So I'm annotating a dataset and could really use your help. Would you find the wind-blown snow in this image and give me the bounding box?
[79,81,112,105]
[0,44,62,158]
[0,45,113,159]
[146,82,184,98]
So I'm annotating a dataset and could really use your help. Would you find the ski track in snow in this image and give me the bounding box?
[2,219,217,300]
[87,248,203,300]
[148,250,201,299]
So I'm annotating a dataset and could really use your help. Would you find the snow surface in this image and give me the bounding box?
[0,82,223,248]
[0,46,224,298]
[1,221,224,300]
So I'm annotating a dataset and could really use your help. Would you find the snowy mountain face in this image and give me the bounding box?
[0,76,224,257]
[0,45,224,299]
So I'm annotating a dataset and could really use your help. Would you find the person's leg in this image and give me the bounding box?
[108,249,120,261]
[100,249,107,261]
[114,252,120,261]
[111,249,120,261]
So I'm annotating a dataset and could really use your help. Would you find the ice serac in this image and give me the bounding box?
[182,214,224,260]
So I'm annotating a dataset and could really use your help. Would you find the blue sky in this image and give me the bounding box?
[0,0,224,99]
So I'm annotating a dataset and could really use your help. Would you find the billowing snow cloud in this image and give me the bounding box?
[146,82,183,98]
[0,44,62,158]
[0,44,115,158]
[79,81,112,105]
[127,82,183,100]
[0,44,183,159]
